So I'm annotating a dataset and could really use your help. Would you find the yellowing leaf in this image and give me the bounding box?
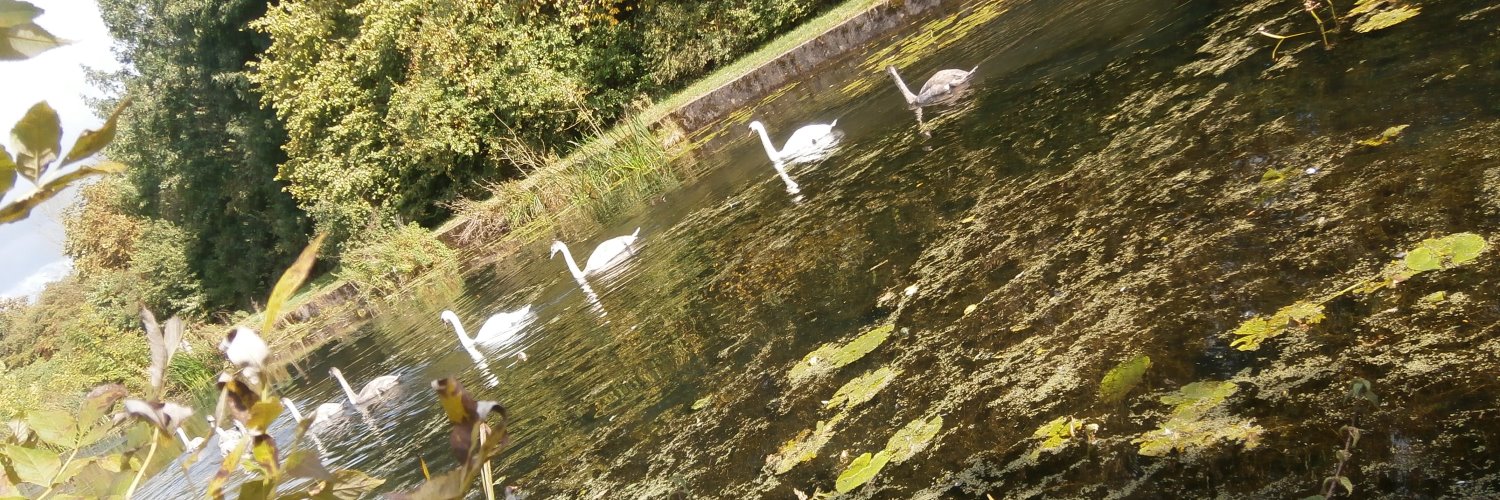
[261,233,326,334]
[59,97,131,167]
[2,444,60,485]
[0,144,14,193]
[1353,6,1420,33]
[883,415,942,462]
[1356,124,1408,146]
[835,450,891,493]
[1,21,66,61]
[9,100,60,182]
[26,410,78,449]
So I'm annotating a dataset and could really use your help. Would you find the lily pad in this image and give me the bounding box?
[825,367,897,412]
[883,415,942,462]
[834,450,891,493]
[1099,355,1151,404]
[766,415,843,475]
[1029,416,1084,459]
[788,323,894,386]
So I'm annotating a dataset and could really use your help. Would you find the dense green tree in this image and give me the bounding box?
[250,0,835,239]
[97,0,310,310]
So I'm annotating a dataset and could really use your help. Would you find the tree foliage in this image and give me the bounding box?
[97,0,311,310]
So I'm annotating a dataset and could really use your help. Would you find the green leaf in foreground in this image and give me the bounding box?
[1099,354,1151,403]
[9,100,61,182]
[1,21,66,61]
[0,144,14,193]
[788,323,894,386]
[883,415,942,462]
[835,450,892,493]
[0,1,44,28]
[59,97,131,168]
[2,443,60,485]
[261,233,326,333]
[26,409,78,448]
[825,366,897,412]
[0,160,125,224]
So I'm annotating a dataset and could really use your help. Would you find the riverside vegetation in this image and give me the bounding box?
[0,0,858,426]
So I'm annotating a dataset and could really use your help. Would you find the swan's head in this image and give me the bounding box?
[440,310,459,326]
[549,240,566,258]
[886,65,899,76]
[328,367,343,379]
[748,120,765,132]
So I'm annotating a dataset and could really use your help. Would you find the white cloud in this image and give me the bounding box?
[0,0,117,295]
[0,258,73,302]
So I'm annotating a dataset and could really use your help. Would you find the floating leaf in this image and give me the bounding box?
[1029,416,1084,459]
[1134,380,1262,456]
[788,323,894,386]
[1099,355,1151,403]
[883,415,942,462]
[690,396,711,411]
[1404,247,1441,271]
[2,444,60,485]
[1229,301,1324,351]
[825,367,897,411]
[1356,124,1409,146]
[1353,6,1420,33]
[766,415,843,475]
[9,101,60,183]
[1448,233,1487,264]
[59,97,131,167]
[262,233,326,334]
[835,451,891,493]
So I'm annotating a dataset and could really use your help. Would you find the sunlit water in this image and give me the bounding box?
[141,0,1500,497]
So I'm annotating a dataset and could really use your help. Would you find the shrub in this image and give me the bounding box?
[338,223,460,296]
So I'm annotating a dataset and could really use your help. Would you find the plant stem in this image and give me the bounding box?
[125,429,161,499]
[1306,9,1331,49]
[37,448,80,499]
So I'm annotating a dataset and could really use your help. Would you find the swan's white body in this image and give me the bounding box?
[749,120,840,165]
[442,307,535,360]
[283,398,344,433]
[207,417,249,458]
[887,65,978,107]
[551,228,640,282]
[330,367,399,406]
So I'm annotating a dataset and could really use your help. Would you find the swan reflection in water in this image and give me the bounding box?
[887,64,978,137]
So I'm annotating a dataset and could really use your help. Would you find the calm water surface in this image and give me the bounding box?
[142,0,1500,497]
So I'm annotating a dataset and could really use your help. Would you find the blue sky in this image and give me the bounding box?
[0,0,118,300]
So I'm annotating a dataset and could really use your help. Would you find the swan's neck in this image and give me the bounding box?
[176,428,192,447]
[556,243,586,281]
[752,126,781,161]
[452,319,475,349]
[888,67,918,105]
[284,400,304,421]
[334,372,361,404]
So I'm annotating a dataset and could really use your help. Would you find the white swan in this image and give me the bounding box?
[887,65,978,107]
[441,307,535,360]
[551,228,640,282]
[283,398,343,433]
[218,326,269,380]
[206,416,249,458]
[329,367,400,406]
[748,120,840,165]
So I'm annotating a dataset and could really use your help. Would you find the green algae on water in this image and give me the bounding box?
[825,367,898,411]
[1133,380,1263,457]
[1098,355,1151,404]
[788,323,895,386]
